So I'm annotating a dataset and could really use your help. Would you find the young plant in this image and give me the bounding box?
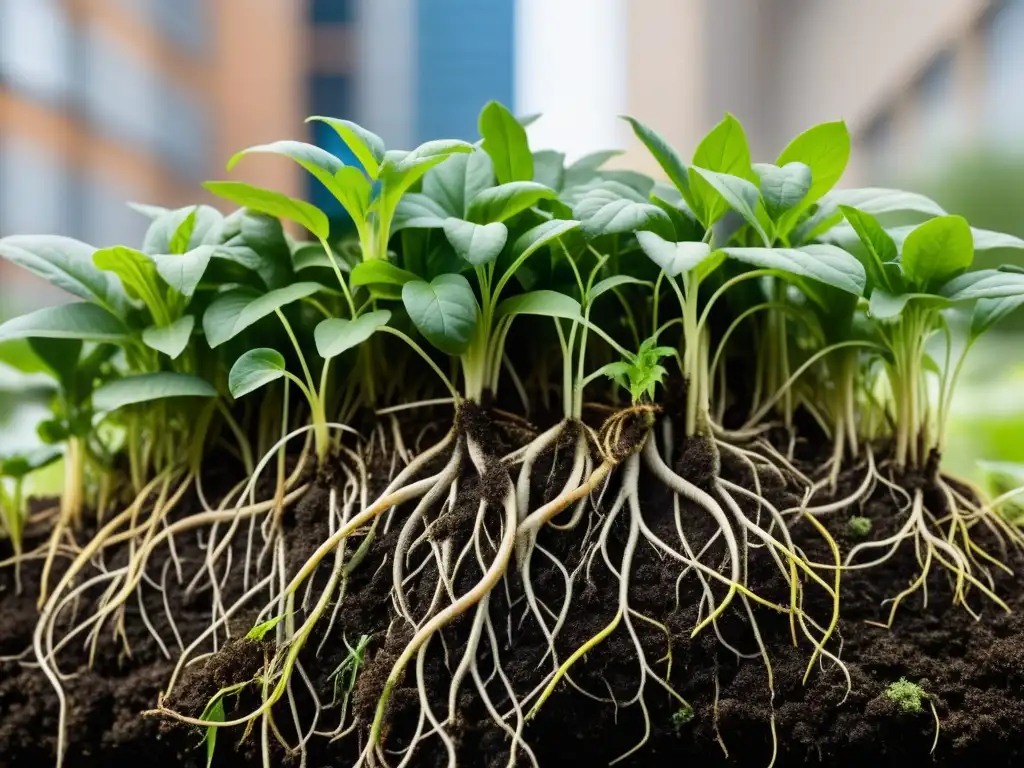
[0,447,61,591]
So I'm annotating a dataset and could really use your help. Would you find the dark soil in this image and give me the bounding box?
[2,410,1024,767]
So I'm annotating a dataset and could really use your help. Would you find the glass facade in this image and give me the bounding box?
[0,0,73,104]
[416,0,515,142]
[986,0,1024,148]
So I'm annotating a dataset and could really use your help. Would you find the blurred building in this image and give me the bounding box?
[0,0,305,308]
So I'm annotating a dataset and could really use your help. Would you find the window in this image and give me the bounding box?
[77,25,161,152]
[311,0,355,24]
[78,173,148,248]
[917,52,961,163]
[986,0,1024,148]
[0,136,72,237]
[0,0,72,103]
[113,0,207,54]
[417,0,515,141]
[156,82,210,181]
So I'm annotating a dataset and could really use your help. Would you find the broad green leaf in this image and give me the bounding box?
[563,150,623,189]
[940,269,1024,302]
[291,243,334,272]
[142,205,223,255]
[868,289,911,321]
[93,246,167,319]
[572,181,672,239]
[838,205,898,292]
[378,142,474,220]
[971,295,1024,339]
[722,244,866,296]
[621,116,692,207]
[443,219,508,266]
[128,202,168,221]
[93,372,216,411]
[495,290,582,321]
[636,232,713,277]
[394,140,474,173]
[901,215,973,288]
[402,274,479,356]
[203,282,325,348]
[314,310,392,359]
[466,182,556,224]
[214,211,294,290]
[307,116,386,178]
[204,181,329,240]
[227,140,345,179]
[479,101,533,184]
[588,275,651,303]
[831,223,1024,255]
[823,187,947,219]
[326,166,374,223]
[510,219,580,263]
[423,150,495,218]
[152,245,215,298]
[0,235,125,316]
[246,615,285,642]
[349,260,419,288]
[776,121,850,217]
[228,348,286,398]
[0,303,128,343]
[142,315,195,359]
[600,169,655,197]
[0,447,62,479]
[757,162,812,220]
[532,150,566,190]
[28,338,80,389]
[691,114,753,225]
[169,208,198,255]
[393,194,450,232]
[689,167,769,245]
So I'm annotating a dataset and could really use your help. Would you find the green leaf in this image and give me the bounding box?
[28,338,80,389]
[495,290,582,321]
[142,205,223,255]
[532,150,566,190]
[588,275,651,303]
[402,275,479,356]
[326,167,374,223]
[350,260,419,288]
[940,269,1024,302]
[757,162,812,220]
[93,372,216,411]
[204,181,329,240]
[314,310,391,360]
[971,295,1024,339]
[228,348,286,398]
[246,615,285,642]
[564,150,623,189]
[93,245,168,323]
[393,194,450,233]
[479,101,533,184]
[422,150,496,218]
[215,211,294,290]
[868,289,912,321]
[203,282,325,348]
[690,114,753,225]
[152,245,215,298]
[307,116,386,178]
[0,447,62,479]
[466,182,556,224]
[202,697,225,768]
[572,181,672,239]
[621,116,692,207]
[142,315,195,359]
[443,219,508,266]
[227,140,345,179]
[838,205,898,292]
[169,208,198,255]
[775,121,850,227]
[0,303,128,343]
[635,232,713,277]
[0,235,126,316]
[901,215,974,288]
[688,167,769,245]
[510,219,580,263]
[832,223,1024,254]
[823,187,947,219]
[721,244,866,296]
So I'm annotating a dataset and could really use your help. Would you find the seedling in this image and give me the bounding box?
[672,703,695,731]
[848,516,872,538]
[885,677,941,753]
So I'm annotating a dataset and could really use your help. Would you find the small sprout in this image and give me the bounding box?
[246,614,285,642]
[672,703,694,731]
[601,337,675,405]
[199,697,225,768]
[886,677,927,714]
[328,634,371,706]
[848,515,872,538]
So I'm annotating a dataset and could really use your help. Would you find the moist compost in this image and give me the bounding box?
[2,414,1023,768]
